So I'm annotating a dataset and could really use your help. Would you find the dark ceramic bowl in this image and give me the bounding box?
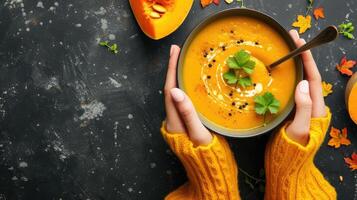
[177,8,303,138]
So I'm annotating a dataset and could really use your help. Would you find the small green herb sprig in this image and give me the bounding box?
[99,41,119,54]
[223,50,255,88]
[237,0,245,8]
[254,92,280,124]
[338,22,355,39]
[306,0,314,14]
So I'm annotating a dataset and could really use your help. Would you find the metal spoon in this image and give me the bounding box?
[267,26,339,70]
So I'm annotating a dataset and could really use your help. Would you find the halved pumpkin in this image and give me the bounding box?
[345,72,357,124]
[129,0,193,40]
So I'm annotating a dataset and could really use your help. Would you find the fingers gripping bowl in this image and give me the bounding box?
[178,9,303,137]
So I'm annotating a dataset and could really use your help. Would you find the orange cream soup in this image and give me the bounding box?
[182,16,296,130]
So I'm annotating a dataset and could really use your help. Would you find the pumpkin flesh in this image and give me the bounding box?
[129,0,193,40]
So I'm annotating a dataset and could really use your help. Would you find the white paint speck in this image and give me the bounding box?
[122,75,127,79]
[36,1,44,8]
[75,23,82,28]
[128,188,133,192]
[19,161,28,168]
[79,100,106,121]
[54,2,59,6]
[128,114,133,119]
[108,34,116,40]
[288,4,292,8]
[108,77,122,88]
[11,176,18,181]
[150,162,156,168]
[94,7,107,15]
[100,18,108,31]
[26,27,30,32]
[126,125,130,129]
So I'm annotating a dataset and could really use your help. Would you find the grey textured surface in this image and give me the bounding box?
[0,0,356,199]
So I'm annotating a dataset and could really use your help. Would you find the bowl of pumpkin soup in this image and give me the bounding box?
[178,8,303,137]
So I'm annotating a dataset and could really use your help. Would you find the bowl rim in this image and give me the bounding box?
[177,8,303,138]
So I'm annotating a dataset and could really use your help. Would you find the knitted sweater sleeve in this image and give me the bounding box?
[160,122,240,200]
[264,107,337,200]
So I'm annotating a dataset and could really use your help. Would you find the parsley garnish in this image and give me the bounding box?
[338,22,355,39]
[223,70,252,87]
[99,41,119,54]
[254,92,280,124]
[223,50,255,88]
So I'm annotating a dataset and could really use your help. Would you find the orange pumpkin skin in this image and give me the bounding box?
[129,0,193,40]
[346,72,357,124]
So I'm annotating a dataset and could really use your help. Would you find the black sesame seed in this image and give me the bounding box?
[230,30,234,33]
[253,83,257,87]
[245,102,248,105]
[232,102,236,106]
[210,48,214,51]
[255,41,259,45]
[204,54,207,58]
[208,63,212,67]
[240,39,244,43]
[229,92,233,97]
[228,113,232,116]
[207,75,211,79]
[237,41,241,44]
[213,59,216,62]
[239,106,243,109]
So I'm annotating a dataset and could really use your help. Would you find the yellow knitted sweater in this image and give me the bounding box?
[161,109,336,200]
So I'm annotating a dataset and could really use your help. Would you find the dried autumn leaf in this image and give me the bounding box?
[201,0,213,7]
[336,56,356,76]
[292,15,312,34]
[328,127,351,148]
[322,81,333,97]
[344,152,357,171]
[313,7,325,20]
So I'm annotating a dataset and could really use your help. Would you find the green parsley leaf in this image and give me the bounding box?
[242,60,255,74]
[223,71,238,84]
[238,77,252,88]
[99,40,119,54]
[254,92,280,115]
[235,50,250,66]
[227,57,239,69]
[99,41,109,46]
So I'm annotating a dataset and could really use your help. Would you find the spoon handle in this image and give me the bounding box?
[268,26,339,69]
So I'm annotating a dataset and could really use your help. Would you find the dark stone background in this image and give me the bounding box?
[0,0,356,199]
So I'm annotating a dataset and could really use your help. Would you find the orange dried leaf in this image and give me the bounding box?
[201,0,213,7]
[313,7,325,20]
[292,15,312,34]
[344,152,357,171]
[327,127,351,148]
[336,56,356,76]
[322,81,333,97]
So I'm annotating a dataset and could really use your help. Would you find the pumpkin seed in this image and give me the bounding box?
[150,11,161,19]
[152,4,167,13]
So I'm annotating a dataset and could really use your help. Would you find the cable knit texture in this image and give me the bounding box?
[265,107,336,200]
[161,123,240,200]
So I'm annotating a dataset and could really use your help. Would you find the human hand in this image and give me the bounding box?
[164,45,212,146]
[285,29,327,146]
